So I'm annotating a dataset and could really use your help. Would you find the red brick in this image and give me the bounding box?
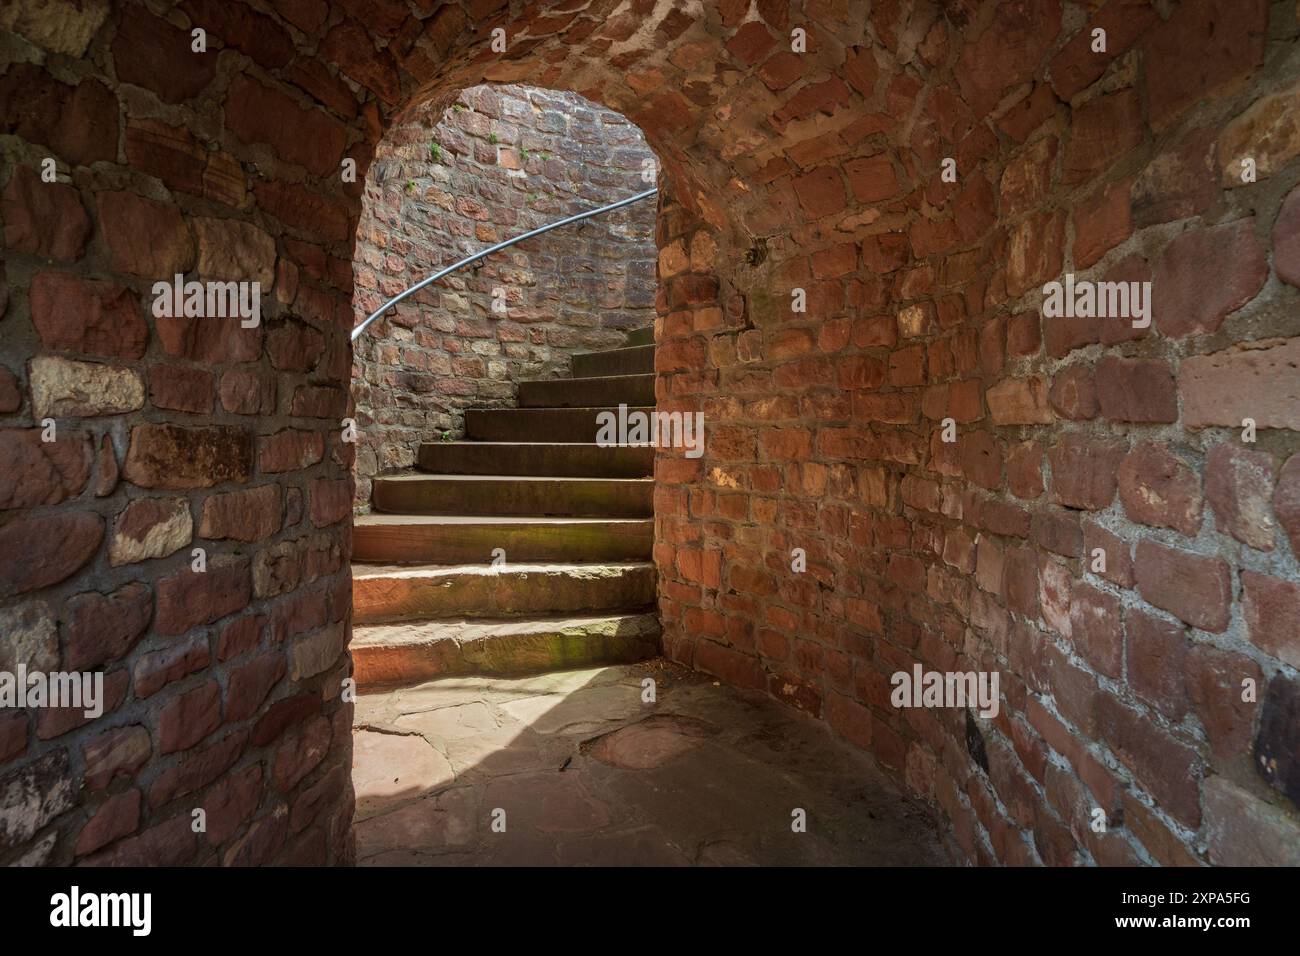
[1144,0,1267,129]
[1094,356,1177,423]
[226,651,287,722]
[999,136,1055,218]
[987,376,1051,425]
[1242,571,1300,669]
[64,581,153,671]
[148,365,214,414]
[320,19,400,104]
[1153,218,1267,339]
[220,369,277,415]
[82,725,151,791]
[309,477,352,527]
[1095,694,1201,827]
[1073,177,1131,269]
[1048,364,1097,420]
[97,190,195,278]
[1006,209,1065,297]
[1049,0,1159,99]
[1132,126,1217,226]
[155,557,251,636]
[1135,540,1231,632]
[159,680,223,754]
[996,84,1059,143]
[181,0,295,70]
[35,669,128,740]
[133,634,210,699]
[955,0,1060,118]
[0,510,103,598]
[28,271,148,359]
[725,21,777,66]
[1032,511,1081,558]
[225,73,348,177]
[124,424,253,490]
[1006,441,1044,499]
[1186,644,1262,762]
[1048,435,1123,510]
[200,484,283,542]
[110,5,218,104]
[1125,608,1188,721]
[75,789,142,857]
[694,640,764,691]
[2,165,90,261]
[204,764,263,846]
[772,77,853,130]
[0,427,92,509]
[861,233,910,273]
[0,66,117,166]
[1179,339,1300,430]
[254,179,351,241]
[1205,444,1275,550]
[1061,89,1142,186]
[791,165,846,219]
[1203,774,1300,866]
[845,153,899,203]
[1117,443,1203,536]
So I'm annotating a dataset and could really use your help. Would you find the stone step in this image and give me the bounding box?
[464,406,654,443]
[624,326,654,347]
[352,561,657,625]
[517,373,654,408]
[572,343,654,377]
[417,441,653,477]
[372,473,652,517]
[353,514,652,563]
[351,612,661,687]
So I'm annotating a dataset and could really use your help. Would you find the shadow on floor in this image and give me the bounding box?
[351,659,957,866]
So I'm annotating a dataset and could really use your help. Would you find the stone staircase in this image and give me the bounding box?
[351,327,659,687]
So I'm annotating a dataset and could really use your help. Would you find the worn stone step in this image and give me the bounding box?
[517,373,654,408]
[372,473,653,517]
[624,326,654,347]
[351,612,661,686]
[417,441,653,477]
[353,514,652,563]
[572,343,654,377]
[352,561,657,624]
[464,406,653,443]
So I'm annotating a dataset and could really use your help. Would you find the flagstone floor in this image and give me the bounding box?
[351,658,955,866]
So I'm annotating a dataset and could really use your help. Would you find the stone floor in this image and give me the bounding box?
[352,658,956,866]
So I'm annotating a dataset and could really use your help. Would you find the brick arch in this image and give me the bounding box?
[2,0,1299,868]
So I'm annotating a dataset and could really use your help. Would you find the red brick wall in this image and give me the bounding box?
[1,0,1297,868]
[649,0,1300,866]
[351,84,657,509]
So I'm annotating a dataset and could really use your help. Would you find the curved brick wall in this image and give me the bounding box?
[351,84,657,509]
[0,0,1297,867]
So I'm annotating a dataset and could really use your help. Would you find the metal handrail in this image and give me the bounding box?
[351,186,659,342]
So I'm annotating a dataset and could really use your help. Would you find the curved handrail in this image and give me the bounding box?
[351,186,659,342]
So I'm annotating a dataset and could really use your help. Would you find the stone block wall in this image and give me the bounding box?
[350,84,657,509]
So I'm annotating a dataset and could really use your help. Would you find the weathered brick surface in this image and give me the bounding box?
[0,0,1296,871]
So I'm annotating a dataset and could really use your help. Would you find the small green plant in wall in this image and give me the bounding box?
[405,180,415,193]
[488,132,499,145]
[429,141,442,162]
